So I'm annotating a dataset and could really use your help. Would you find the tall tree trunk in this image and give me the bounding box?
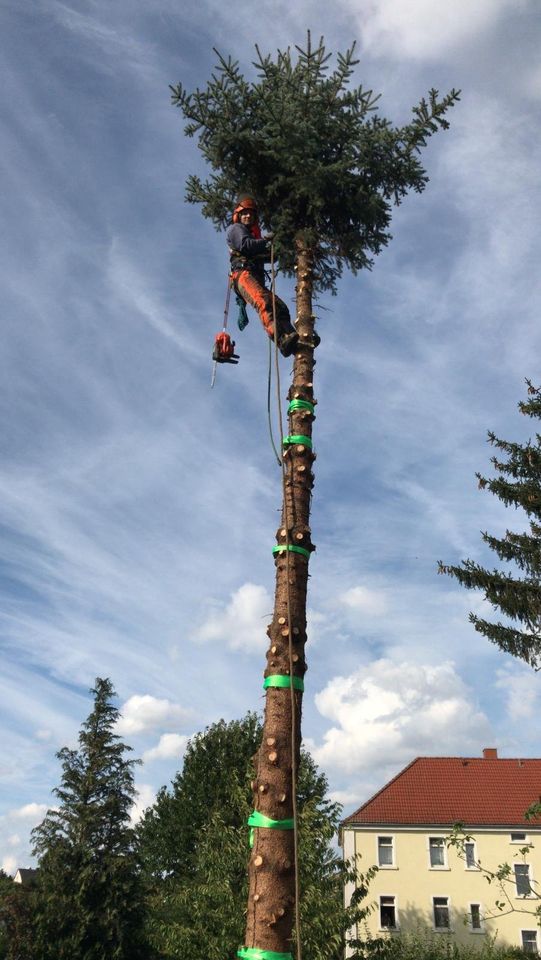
[244,242,316,956]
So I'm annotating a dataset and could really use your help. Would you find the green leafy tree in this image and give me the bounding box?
[138,713,261,884]
[31,678,148,960]
[0,870,40,960]
[0,871,12,959]
[447,819,541,930]
[171,33,458,954]
[440,382,541,668]
[376,932,526,959]
[0,870,37,960]
[137,714,380,960]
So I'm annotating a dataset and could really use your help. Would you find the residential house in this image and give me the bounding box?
[342,749,541,954]
[13,868,38,887]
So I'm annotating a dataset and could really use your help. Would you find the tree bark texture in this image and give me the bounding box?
[244,243,316,956]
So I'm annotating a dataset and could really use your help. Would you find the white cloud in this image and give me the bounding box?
[496,664,541,722]
[358,0,524,59]
[313,660,491,775]
[35,729,53,742]
[339,585,387,616]
[142,733,189,763]
[117,695,191,736]
[2,856,17,876]
[193,583,272,653]
[130,783,156,824]
[7,834,21,848]
[9,803,49,822]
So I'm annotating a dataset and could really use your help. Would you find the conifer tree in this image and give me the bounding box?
[171,34,458,957]
[440,382,541,669]
[31,678,147,960]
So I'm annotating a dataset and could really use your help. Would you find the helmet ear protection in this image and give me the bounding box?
[233,196,258,223]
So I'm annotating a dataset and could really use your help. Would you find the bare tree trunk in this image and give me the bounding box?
[244,243,316,956]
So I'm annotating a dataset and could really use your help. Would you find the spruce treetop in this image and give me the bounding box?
[33,678,138,860]
[30,679,148,959]
[171,33,460,292]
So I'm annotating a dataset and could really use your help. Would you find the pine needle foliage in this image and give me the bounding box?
[31,678,148,960]
[439,382,541,669]
[170,33,460,292]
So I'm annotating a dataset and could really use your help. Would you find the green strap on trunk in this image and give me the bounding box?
[264,675,304,691]
[248,811,295,830]
[247,811,295,847]
[238,950,293,960]
[282,434,312,448]
[288,399,315,414]
[272,544,310,559]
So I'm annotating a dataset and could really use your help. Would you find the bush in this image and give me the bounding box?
[376,932,531,960]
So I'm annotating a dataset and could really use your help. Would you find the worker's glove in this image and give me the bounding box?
[263,233,274,241]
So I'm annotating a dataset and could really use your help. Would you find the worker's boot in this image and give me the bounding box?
[278,330,299,357]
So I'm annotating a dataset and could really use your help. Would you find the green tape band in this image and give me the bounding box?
[283,434,312,448]
[248,811,295,830]
[247,811,295,847]
[288,399,315,414]
[264,675,304,692]
[272,544,310,559]
[238,950,293,960]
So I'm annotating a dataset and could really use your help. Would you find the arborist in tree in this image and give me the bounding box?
[227,195,299,357]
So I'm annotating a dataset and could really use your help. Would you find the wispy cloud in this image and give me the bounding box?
[142,733,189,763]
[1,0,541,871]
[117,695,192,736]
[357,0,526,59]
[193,583,272,653]
[6,804,49,822]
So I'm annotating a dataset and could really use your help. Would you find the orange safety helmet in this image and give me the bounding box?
[232,195,258,223]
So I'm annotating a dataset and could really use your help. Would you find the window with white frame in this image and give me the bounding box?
[377,836,394,867]
[515,863,532,897]
[521,930,538,954]
[433,896,450,929]
[429,836,446,868]
[511,832,527,843]
[469,903,483,931]
[464,841,477,869]
[379,895,397,930]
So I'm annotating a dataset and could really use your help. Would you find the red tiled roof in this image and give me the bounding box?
[344,757,541,827]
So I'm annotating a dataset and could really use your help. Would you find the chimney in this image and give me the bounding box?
[483,747,498,759]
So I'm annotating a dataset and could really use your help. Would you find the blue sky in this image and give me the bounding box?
[2,0,541,872]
